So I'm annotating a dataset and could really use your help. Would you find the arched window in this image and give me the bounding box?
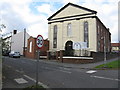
[84,21,89,47]
[67,23,72,37]
[29,41,32,52]
[53,25,57,48]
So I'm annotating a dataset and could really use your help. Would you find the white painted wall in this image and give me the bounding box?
[48,4,97,52]
[48,18,97,52]
[11,32,30,55]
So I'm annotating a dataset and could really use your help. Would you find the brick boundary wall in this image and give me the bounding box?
[59,58,94,64]
[91,52,119,62]
[57,50,94,63]
[47,50,120,63]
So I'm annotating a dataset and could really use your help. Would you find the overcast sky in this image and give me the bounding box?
[0,0,119,42]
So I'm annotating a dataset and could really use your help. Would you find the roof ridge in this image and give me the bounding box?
[48,3,97,20]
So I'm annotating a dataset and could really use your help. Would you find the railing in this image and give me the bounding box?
[63,49,91,57]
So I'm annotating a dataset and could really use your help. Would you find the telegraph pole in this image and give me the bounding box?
[23,28,26,57]
[10,32,12,52]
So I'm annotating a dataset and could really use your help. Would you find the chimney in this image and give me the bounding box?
[13,30,17,34]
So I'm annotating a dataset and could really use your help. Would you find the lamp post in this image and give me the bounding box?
[104,36,107,67]
[101,35,107,67]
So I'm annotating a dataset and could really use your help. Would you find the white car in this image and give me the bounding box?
[9,51,21,58]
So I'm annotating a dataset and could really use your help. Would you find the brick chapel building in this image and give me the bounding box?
[48,3,111,56]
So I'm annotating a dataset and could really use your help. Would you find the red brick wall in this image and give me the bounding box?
[96,18,111,52]
[26,37,37,59]
[25,36,49,59]
[60,58,94,64]
[40,40,49,56]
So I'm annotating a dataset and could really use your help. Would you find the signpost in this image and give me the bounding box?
[36,35,44,87]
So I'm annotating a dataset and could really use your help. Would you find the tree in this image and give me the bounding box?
[0,24,6,32]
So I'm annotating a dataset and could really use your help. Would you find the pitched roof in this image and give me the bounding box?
[48,3,97,20]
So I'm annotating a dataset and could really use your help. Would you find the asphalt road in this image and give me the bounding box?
[2,56,119,89]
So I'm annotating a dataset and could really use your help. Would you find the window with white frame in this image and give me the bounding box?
[67,23,72,37]
[29,41,32,52]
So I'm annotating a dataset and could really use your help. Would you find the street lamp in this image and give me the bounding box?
[101,36,107,67]
[104,36,107,67]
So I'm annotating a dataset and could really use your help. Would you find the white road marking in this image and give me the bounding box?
[91,75,120,81]
[58,70,72,74]
[15,70,24,74]
[16,70,20,72]
[42,66,72,74]
[86,70,97,74]
[59,67,70,70]
[14,78,28,84]
[24,75,49,88]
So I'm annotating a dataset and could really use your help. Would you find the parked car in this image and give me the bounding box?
[9,51,21,58]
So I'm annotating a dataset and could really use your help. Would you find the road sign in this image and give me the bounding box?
[36,35,44,49]
[36,35,44,87]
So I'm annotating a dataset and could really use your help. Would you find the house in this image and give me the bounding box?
[111,43,120,52]
[48,3,111,57]
[25,36,49,59]
[11,30,30,55]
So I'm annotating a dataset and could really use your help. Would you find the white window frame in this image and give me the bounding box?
[67,23,72,37]
[29,41,32,52]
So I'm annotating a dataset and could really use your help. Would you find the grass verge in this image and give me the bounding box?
[95,60,120,69]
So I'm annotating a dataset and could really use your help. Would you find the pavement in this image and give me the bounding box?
[22,56,120,69]
[2,64,35,89]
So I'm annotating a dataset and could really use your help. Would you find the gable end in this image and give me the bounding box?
[48,3,97,21]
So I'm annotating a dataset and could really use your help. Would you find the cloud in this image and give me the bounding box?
[62,0,80,4]
[0,2,28,33]
[27,23,48,39]
[36,4,52,15]
[0,0,48,38]
[0,0,119,42]
[27,14,48,39]
[80,0,118,43]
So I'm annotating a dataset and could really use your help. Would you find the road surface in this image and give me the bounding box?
[2,57,119,89]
